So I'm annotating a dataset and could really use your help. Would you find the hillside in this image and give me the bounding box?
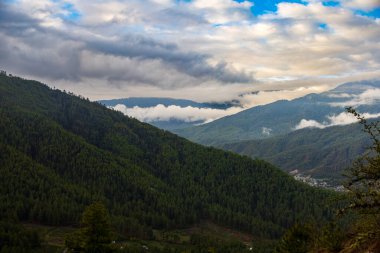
[221,123,370,182]
[0,74,334,251]
[174,80,380,145]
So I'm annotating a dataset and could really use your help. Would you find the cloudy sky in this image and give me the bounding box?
[1,0,380,108]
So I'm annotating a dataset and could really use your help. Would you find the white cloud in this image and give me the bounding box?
[262,127,273,136]
[327,112,359,125]
[112,104,242,123]
[189,0,253,24]
[329,88,380,107]
[276,2,311,19]
[341,0,380,11]
[295,119,327,129]
[295,111,380,130]
[327,93,353,98]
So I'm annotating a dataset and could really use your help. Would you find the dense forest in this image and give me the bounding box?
[0,74,335,252]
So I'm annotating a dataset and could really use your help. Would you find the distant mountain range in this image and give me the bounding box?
[174,80,380,145]
[171,80,380,182]
[168,80,380,180]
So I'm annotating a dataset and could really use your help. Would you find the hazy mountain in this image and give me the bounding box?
[174,80,380,145]
[0,74,333,251]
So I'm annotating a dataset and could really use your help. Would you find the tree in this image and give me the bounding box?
[343,107,380,248]
[66,202,114,253]
[345,107,380,214]
[274,223,314,253]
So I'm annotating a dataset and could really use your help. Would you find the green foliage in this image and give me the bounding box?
[345,107,380,214]
[335,107,380,250]
[66,202,114,253]
[315,222,345,252]
[0,220,41,253]
[0,75,334,249]
[275,223,314,253]
[81,203,112,249]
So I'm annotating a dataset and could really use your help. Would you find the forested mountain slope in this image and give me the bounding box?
[221,123,370,181]
[0,74,333,242]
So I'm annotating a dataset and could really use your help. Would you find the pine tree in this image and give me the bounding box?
[274,223,314,253]
[66,202,114,253]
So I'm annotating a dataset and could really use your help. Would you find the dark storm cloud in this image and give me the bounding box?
[0,3,253,87]
[86,35,253,83]
[0,3,82,80]
[0,3,33,25]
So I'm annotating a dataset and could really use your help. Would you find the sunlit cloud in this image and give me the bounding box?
[341,0,380,11]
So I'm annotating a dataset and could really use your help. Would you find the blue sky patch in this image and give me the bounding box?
[322,1,340,7]
[355,8,380,18]
[235,0,307,16]
[61,2,81,21]
[318,23,328,30]
[236,0,380,18]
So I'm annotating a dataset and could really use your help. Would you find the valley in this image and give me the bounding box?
[108,80,380,184]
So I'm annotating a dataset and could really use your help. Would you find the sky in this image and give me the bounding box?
[1,0,380,111]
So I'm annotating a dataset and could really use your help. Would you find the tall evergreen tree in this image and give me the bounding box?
[66,202,114,253]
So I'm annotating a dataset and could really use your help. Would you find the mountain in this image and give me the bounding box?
[174,80,380,145]
[221,123,370,182]
[99,97,241,130]
[0,74,333,251]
